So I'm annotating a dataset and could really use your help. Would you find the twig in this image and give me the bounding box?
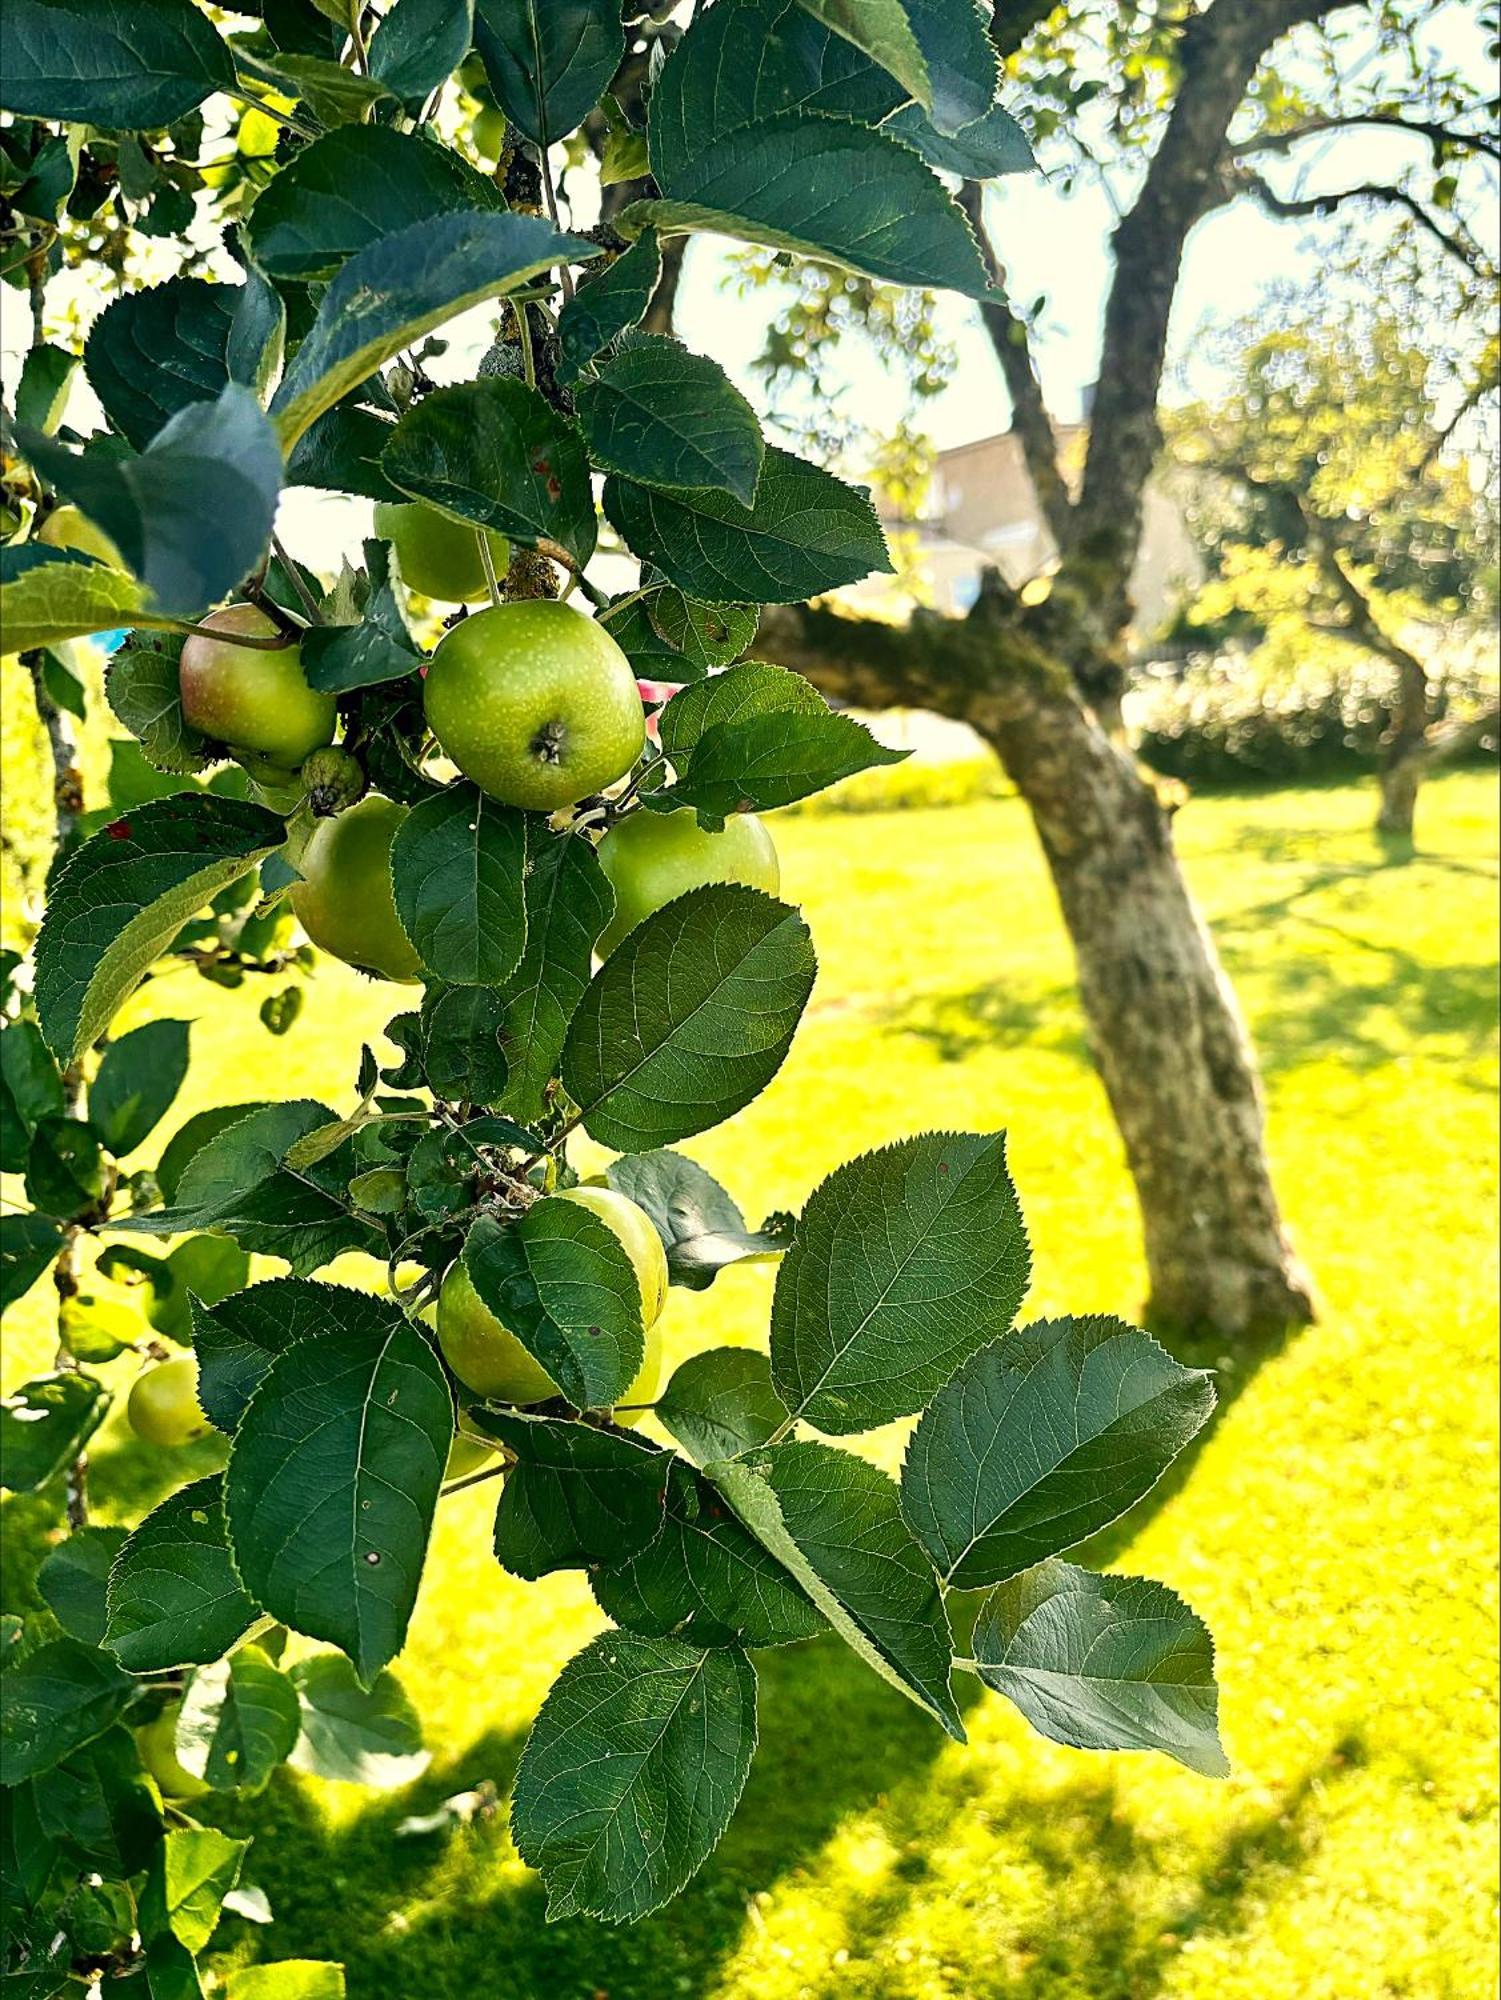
[477,529,504,609]
[271,532,325,625]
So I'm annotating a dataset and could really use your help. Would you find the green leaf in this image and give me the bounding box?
[113,1931,203,1999]
[225,1290,452,1683]
[143,1234,251,1346]
[270,209,600,448]
[140,1825,249,1955]
[227,1965,347,2000]
[1,1021,65,1172]
[90,1019,190,1157]
[604,447,891,605]
[105,1476,261,1674]
[369,0,474,104]
[657,659,819,762]
[710,1442,963,1738]
[118,1101,382,1277]
[389,782,528,987]
[556,230,661,386]
[191,1277,330,1433]
[37,1528,128,1646]
[382,376,597,567]
[19,383,284,620]
[176,1645,301,1794]
[900,1316,1216,1589]
[14,343,78,433]
[512,1632,757,1922]
[285,405,404,505]
[105,631,210,777]
[25,1115,105,1219]
[462,1202,644,1412]
[0,0,235,128]
[485,1411,670,1580]
[562,885,816,1151]
[238,45,395,127]
[0,553,163,654]
[473,0,624,148]
[227,231,286,399]
[286,1653,429,1787]
[0,1213,66,1315]
[31,1723,159,1878]
[0,1374,108,1494]
[770,1131,1031,1434]
[0,1767,58,1918]
[0,1637,134,1785]
[247,126,500,282]
[655,1347,789,1464]
[155,1102,268,1203]
[601,1151,784,1291]
[576,335,764,505]
[594,1458,821,1649]
[792,0,929,109]
[496,827,613,1123]
[972,1560,1228,1778]
[301,539,421,693]
[418,984,510,1105]
[885,99,1036,179]
[647,590,759,675]
[83,278,236,450]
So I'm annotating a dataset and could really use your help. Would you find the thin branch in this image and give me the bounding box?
[1234,168,1494,276]
[1233,113,1501,166]
[270,532,325,626]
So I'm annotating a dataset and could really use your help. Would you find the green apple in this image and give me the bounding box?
[445,1432,497,1481]
[424,601,646,810]
[472,103,508,160]
[126,1356,212,1448]
[178,603,336,767]
[136,1704,210,1800]
[38,504,127,570]
[373,499,510,604]
[437,1187,668,1408]
[595,808,780,955]
[289,794,421,983]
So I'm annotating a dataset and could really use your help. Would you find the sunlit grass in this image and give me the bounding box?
[2,769,1496,1999]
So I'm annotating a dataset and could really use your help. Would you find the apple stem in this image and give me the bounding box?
[477,528,504,609]
[272,533,325,624]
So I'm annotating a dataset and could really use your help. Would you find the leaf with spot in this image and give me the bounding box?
[511,1632,757,1922]
[473,0,625,148]
[973,1560,1228,1777]
[224,1289,452,1683]
[389,782,528,987]
[562,885,816,1151]
[770,1131,1031,1434]
[495,827,613,1123]
[485,1412,670,1580]
[710,1441,963,1737]
[900,1316,1216,1588]
[462,1202,644,1412]
[176,1645,302,1794]
[576,335,764,504]
[105,1476,261,1673]
[0,0,236,129]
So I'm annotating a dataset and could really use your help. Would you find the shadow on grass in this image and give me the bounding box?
[873,978,1087,1067]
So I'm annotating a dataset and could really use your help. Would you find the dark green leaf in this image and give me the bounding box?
[0,1637,133,1785]
[14,344,77,432]
[227,233,286,397]
[105,1476,261,1674]
[0,1021,65,1172]
[24,1115,104,1219]
[594,1458,820,1648]
[886,98,1036,178]
[473,0,624,147]
[675,705,905,816]
[0,1213,66,1315]
[32,1724,160,1875]
[0,0,235,129]
[19,383,283,621]
[247,126,500,282]
[655,1347,789,1464]
[105,631,210,778]
[191,1277,334,1433]
[90,1019,190,1157]
[896,0,998,133]
[710,1441,963,1738]
[496,827,613,1123]
[657,659,820,763]
[142,1234,250,1346]
[270,209,600,448]
[84,278,235,451]
[369,0,474,103]
[389,782,528,986]
[176,1645,301,1794]
[604,448,891,605]
[238,45,395,127]
[647,590,759,674]
[792,0,929,109]
[601,1150,783,1292]
[900,1316,1216,1588]
[286,1653,429,1787]
[139,1825,249,1955]
[419,984,509,1105]
[0,1769,58,1916]
[972,1560,1228,1777]
[485,1411,669,1580]
[225,1290,452,1682]
[382,376,597,567]
[556,229,661,386]
[155,1102,268,1203]
[37,1528,128,1646]
[0,1374,108,1493]
[301,539,420,693]
[285,405,404,504]
[511,1632,757,1922]
[112,1931,202,1999]
[562,885,816,1151]
[462,1202,644,1412]
[576,335,763,504]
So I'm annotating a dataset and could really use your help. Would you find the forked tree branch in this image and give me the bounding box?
[1233,112,1501,165]
[1233,168,1495,276]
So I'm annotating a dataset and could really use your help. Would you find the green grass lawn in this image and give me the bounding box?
[4,769,1497,1999]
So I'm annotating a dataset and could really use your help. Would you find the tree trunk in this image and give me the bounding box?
[759,598,1318,1338]
[1376,749,1423,841]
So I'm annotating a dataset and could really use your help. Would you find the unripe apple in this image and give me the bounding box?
[424,601,645,810]
[178,604,336,767]
[445,1432,497,1481]
[38,504,127,570]
[289,794,421,983]
[437,1187,668,1408]
[373,500,510,604]
[127,1356,211,1448]
[136,1704,210,1800]
[472,103,508,160]
[595,808,780,956]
